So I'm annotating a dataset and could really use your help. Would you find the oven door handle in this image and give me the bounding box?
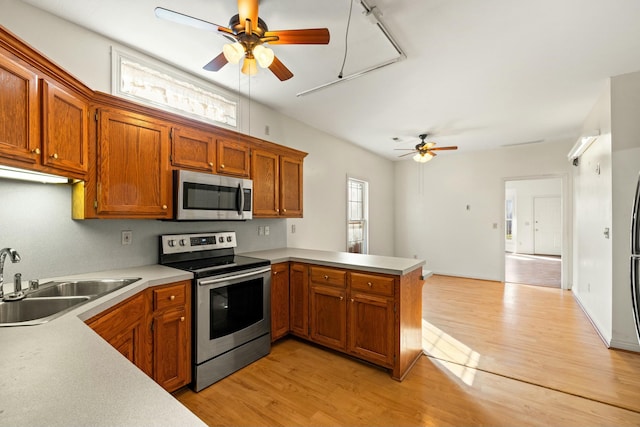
[198,267,271,286]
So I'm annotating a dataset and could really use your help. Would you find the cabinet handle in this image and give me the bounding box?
[324,275,329,280]
[209,162,214,167]
[273,271,278,276]
[50,153,59,159]
[340,296,343,301]
[180,316,185,322]
[220,164,225,168]
[350,298,354,303]
[170,295,176,301]
[367,282,373,287]
[162,205,168,210]
[276,208,280,212]
[31,148,41,155]
[283,209,287,213]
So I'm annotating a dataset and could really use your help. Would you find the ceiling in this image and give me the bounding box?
[18,0,640,160]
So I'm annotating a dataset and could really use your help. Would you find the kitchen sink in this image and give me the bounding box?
[0,277,141,326]
[0,296,90,326]
[28,278,141,298]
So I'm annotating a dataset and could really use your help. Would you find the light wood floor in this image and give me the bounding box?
[505,253,561,287]
[175,275,640,426]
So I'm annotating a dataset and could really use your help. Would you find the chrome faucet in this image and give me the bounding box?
[0,248,21,299]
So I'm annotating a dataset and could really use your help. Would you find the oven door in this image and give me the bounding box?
[195,266,271,364]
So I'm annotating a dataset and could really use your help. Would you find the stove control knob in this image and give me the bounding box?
[179,239,187,246]
[167,239,176,247]
[226,236,232,242]
[219,236,224,243]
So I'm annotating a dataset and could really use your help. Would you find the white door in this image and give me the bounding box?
[534,196,561,255]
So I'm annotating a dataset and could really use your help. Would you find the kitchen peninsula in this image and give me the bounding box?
[242,248,428,381]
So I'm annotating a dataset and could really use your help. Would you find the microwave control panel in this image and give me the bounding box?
[161,231,236,254]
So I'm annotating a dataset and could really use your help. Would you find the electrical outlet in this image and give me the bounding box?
[265,226,270,236]
[121,230,132,245]
[291,224,296,234]
[258,226,264,236]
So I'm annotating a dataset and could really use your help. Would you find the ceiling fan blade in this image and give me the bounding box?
[264,28,330,45]
[394,148,415,151]
[203,52,228,72]
[238,0,259,32]
[398,152,416,158]
[268,56,294,81]
[155,7,226,32]
[430,146,458,151]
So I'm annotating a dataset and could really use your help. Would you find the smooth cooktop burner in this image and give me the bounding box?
[165,255,270,278]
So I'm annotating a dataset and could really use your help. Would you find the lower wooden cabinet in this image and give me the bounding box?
[86,280,191,392]
[348,291,395,367]
[270,262,290,342]
[309,283,347,351]
[289,263,309,338]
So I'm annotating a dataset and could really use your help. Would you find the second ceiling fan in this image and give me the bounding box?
[396,133,458,163]
[155,0,330,81]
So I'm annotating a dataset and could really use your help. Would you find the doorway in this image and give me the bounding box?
[504,178,563,288]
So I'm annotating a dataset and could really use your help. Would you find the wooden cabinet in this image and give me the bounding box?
[93,107,171,218]
[85,292,151,376]
[289,263,309,338]
[0,51,39,166]
[86,280,192,392]
[0,47,88,179]
[41,79,89,176]
[251,148,304,218]
[170,126,215,173]
[271,263,290,342]
[308,266,347,351]
[150,280,191,392]
[217,138,250,177]
[347,272,396,367]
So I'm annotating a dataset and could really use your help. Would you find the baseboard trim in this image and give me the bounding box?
[572,291,612,348]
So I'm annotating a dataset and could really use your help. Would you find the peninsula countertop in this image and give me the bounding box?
[241,247,429,277]
[0,264,206,427]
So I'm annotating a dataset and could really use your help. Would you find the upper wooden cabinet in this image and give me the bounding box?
[251,148,305,218]
[41,79,89,176]
[170,126,215,173]
[0,52,39,166]
[217,138,250,177]
[0,44,89,180]
[89,106,172,219]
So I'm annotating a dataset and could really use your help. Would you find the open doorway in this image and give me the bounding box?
[504,178,562,288]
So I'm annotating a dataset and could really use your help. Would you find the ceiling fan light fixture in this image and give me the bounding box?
[241,56,258,75]
[222,42,244,64]
[253,44,275,68]
[413,152,434,163]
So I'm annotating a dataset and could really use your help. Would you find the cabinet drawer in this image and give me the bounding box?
[153,282,187,311]
[350,272,395,296]
[310,266,346,288]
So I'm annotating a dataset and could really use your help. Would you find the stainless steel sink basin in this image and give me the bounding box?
[0,277,141,326]
[0,296,90,326]
[28,278,141,298]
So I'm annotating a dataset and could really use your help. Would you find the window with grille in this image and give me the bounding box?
[347,178,368,254]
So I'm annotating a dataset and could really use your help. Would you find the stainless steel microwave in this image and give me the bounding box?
[175,170,252,221]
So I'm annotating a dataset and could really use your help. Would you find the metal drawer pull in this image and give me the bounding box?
[180,316,185,322]
[367,282,373,287]
[324,275,329,280]
[170,295,176,301]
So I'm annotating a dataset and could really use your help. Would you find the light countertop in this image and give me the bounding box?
[241,248,429,277]
[0,264,206,427]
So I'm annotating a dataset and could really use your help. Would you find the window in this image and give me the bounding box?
[347,178,368,254]
[111,47,238,128]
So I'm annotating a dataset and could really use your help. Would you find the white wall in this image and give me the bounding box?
[506,178,562,255]
[394,140,573,282]
[0,0,395,282]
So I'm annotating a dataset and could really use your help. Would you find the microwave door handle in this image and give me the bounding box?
[236,183,244,216]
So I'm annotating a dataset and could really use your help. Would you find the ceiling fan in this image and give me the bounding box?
[396,134,458,163]
[154,0,330,81]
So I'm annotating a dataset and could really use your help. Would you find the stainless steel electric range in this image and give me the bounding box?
[159,231,271,392]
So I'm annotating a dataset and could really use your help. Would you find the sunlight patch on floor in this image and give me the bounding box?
[508,254,561,262]
[422,319,480,386]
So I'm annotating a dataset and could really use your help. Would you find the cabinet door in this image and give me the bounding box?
[96,108,171,218]
[85,292,151,376]
[0,53,39,165]
[310,284,347,351]
[217,138,250,177]
[251,148,280,217]
[289,263,309,338]
[41,79,88,177]
[153,307,190,392]
[348,292,395,367]
[280,155,303,217]
[171,126,215,172]
[271,262,290,341]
